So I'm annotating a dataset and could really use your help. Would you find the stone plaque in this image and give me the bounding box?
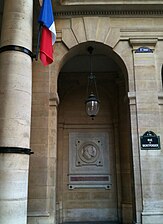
[69,132,111,189]
[68,174,111,189]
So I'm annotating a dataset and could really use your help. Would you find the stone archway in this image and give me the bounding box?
[48,16,142,224]
[56,41,133,224]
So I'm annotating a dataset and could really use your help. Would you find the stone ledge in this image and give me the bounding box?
[142,211,163,216]
[27,211,50,217]
[129,38,157,50]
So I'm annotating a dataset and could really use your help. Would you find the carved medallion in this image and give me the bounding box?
[79,142,99,163]
[76,140,103,166]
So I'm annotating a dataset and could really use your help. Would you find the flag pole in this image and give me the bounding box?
[35,23,42,61]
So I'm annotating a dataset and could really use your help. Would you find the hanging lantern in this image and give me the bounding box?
[85,46,100,119]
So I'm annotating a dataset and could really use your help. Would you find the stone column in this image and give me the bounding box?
[0,1,33,224]
[130,39,163,224]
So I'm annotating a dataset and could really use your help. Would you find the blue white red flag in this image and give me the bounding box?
[38,0,56,66]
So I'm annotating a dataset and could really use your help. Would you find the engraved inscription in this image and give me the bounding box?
[70,176,109,181]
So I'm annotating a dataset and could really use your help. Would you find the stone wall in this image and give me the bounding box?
[28,11,163,224]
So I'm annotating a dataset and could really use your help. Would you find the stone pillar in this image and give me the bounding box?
[130,39,163,224]
[0,1,33,224]
[48,93,59,224]
[128,91,142,224]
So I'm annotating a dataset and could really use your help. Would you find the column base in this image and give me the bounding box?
[0,153,30,224]
[142,211,163,224]
[121,203,133,224]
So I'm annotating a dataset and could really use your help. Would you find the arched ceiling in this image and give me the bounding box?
[61,42,120,74]
[59,42,126,98]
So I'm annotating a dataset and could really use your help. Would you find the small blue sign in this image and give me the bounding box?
[135,47,153,53]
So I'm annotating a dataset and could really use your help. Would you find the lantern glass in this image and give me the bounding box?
[85,93,100,118]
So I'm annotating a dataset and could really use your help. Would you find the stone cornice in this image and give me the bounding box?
[129,38,158,50]
[55,9,163,18]
[59,0,163,5]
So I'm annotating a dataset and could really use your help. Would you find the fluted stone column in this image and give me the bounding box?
[0,1,33,224]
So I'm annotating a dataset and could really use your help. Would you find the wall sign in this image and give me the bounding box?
[140,131,160,150]
[135,47,153,53]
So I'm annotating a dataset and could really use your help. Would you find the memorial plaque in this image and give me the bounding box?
[140,131,160,150]
[69,132,111,189]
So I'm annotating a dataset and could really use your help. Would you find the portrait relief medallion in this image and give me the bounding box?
[78,142,100,164]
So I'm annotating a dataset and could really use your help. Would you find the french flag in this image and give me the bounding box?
[38,0,56,66]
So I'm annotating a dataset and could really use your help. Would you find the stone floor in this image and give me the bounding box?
[64,222,120,224]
